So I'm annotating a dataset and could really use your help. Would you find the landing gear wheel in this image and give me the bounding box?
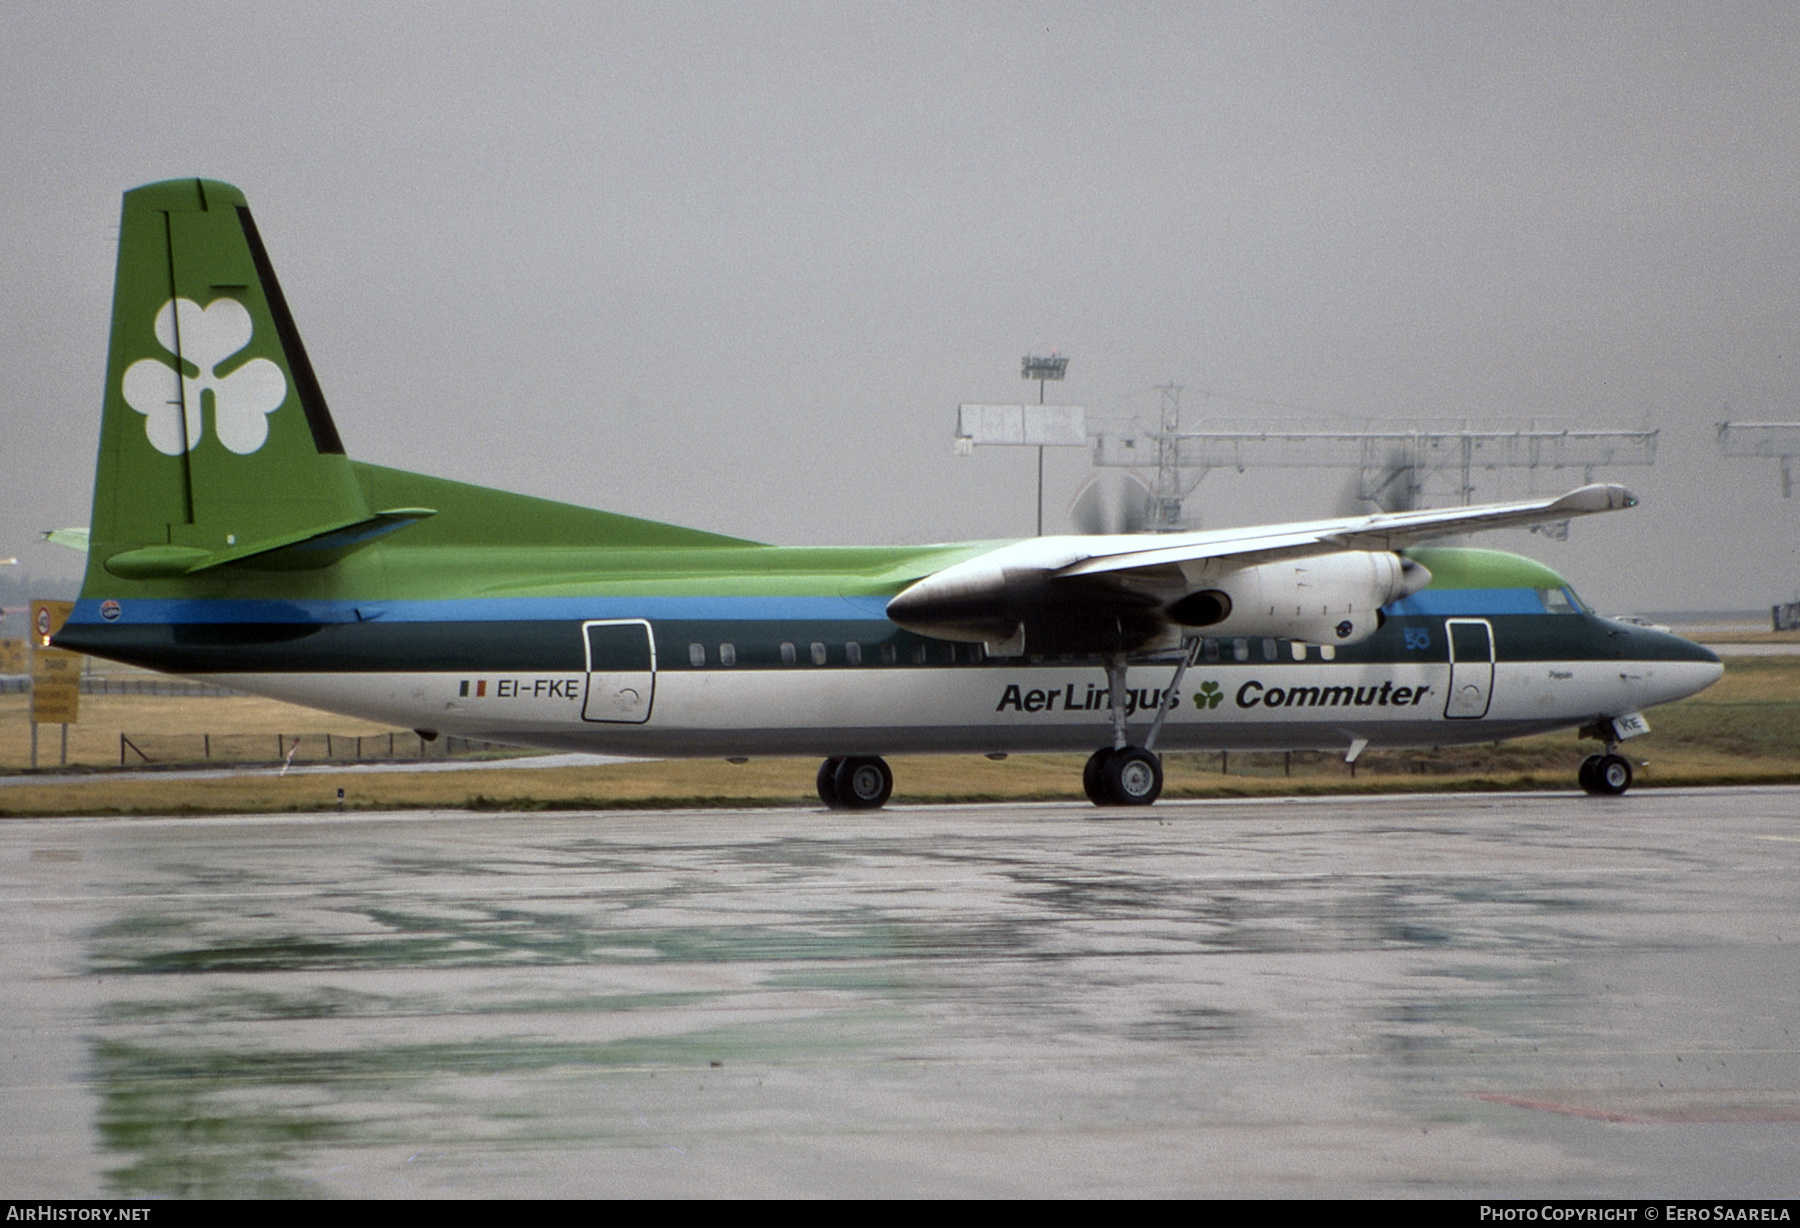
[816,757,845,808]
[1083,748,1115,805]
[1592,753,1632,796]
[1578,754,1603,794]
[832,756,893,810]
[1100,746,1164,806]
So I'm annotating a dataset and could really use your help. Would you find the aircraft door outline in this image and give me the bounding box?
[1444,618,1495,719]
[581,619,656,723]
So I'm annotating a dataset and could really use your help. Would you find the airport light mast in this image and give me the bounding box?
[1022,354,1068,536]
[954,356,1086,537]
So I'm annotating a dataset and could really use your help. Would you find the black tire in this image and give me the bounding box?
[1578,754,1603,794]
[832,756,893,810]
[816,757,845,808]
[1101,746,1163,806]
[1593,753,1632,796]
[1083,748,1115,806]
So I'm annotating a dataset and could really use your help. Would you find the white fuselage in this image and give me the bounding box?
[214,649,1722,759]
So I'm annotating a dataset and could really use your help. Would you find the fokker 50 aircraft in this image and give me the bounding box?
[53,179,1723,807]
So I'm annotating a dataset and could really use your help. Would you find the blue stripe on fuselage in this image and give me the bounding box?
[1382,588,1548,617]
[72,588,1556,627]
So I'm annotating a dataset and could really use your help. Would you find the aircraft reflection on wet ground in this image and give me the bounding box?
[4,790,1799,1197]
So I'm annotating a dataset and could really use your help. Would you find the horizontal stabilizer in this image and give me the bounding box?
[41,528,91,552]
[103,509,435,578]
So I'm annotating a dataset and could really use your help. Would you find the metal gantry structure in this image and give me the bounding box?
[1716,421,1800,498]
[957,375,1661,535]
[1090,387,1660,532]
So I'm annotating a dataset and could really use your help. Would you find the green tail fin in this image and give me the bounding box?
[87,178,378,583]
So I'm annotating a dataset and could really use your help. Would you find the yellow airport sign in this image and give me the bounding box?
[31,651,82,723]
[30,601,80,724]
[31,599,73,648]
[0,638,23,674]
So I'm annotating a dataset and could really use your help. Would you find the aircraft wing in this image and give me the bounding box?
[886,483,1637,654]
[1052,483,1635,578]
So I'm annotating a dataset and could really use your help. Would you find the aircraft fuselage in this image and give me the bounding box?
[57,563,1722,761]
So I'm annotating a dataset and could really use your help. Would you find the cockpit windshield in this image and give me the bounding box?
[1538,586,1587,614]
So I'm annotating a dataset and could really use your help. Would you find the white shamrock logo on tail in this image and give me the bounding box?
[122,298,287,455]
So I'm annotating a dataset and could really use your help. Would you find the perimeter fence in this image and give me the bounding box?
[1,674,237,697]
[85,675,237,697]
[116,731,518,767]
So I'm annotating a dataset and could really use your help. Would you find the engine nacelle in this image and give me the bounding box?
[1166,552,1430,645]
[886,542,1430,655]
[885,544,1168,655]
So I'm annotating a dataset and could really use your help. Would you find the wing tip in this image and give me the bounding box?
[1557,483,1638,514]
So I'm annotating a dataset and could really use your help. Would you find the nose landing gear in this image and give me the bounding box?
[1578,751,1633,796]
[1576,718,1637,796]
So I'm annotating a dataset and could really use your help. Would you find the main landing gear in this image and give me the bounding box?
[816,641,1197,811]
[1084,745,1164,806]
[1082,641,1199,808]
[817,755,894,810]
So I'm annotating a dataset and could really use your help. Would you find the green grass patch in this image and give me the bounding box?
[3,655,1795,817]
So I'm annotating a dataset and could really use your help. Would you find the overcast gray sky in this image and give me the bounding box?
[4,2,1798,612]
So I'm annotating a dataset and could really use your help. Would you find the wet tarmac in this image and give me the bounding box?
[3,789,1798,1198]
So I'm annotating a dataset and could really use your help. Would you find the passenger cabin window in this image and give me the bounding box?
[1290,641,1307,661]
[1232,638,1250,663]
[1202,638,1220,662]
[719,643,737,666]
[688,643,706,667]
[1262,638,1278,662]
[810,642,828,666]
[780,642,797,665]
[880,642,897,666]
[911,642,928,665]
[845,642,862,665]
